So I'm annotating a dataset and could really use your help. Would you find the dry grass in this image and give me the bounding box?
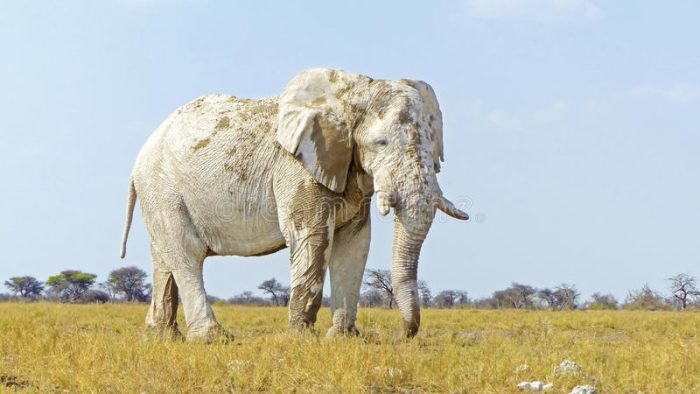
[0,304,698,393]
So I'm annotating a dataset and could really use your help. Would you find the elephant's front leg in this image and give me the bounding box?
[327,205,371,337]
[279,192,336,333]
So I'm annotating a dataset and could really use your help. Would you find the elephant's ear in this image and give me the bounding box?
[400,79,444,173]
[277,68,367,193]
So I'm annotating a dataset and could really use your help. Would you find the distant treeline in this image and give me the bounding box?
[359,269,699,311]
[3,268,699,311]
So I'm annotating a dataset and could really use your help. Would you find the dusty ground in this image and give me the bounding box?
[0,304,698,393]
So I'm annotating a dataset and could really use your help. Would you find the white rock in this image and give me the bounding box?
[515,364,530,373]
[570,385,597,394]
[517,381,554,392]
[555,360,582,375]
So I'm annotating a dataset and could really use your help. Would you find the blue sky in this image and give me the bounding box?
[1,1,698,301]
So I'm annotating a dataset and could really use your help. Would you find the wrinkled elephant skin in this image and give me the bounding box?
[120,68,469,342]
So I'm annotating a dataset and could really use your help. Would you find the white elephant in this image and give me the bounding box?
[120,68,468,342]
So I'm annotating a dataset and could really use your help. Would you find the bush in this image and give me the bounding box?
[80,290,110,304]
[587,293,619,310]
[623,284,671,311]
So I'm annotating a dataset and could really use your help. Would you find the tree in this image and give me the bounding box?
[46,270,97,302]
[228,291,267,306]
[668,273,700,310]
[493,283,536,309]
[472,297,498,309]
[434,290,469,308]
[363,269,394,308]
[360,288,385,307]
[418,280,432,307]
[105,266,150,302]
[547,284,579,310]
[433,290,455,308]
[81,289,110,303]
[535,288,558,309]
[99,281,118,302]
[536,284,580,310]
[279,286,291,307]
[258,278,289,306]
[587,292,619,310]
[623,284,670,311]
[4,276,43,298]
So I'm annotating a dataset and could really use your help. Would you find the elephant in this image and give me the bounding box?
[120,68,469,342]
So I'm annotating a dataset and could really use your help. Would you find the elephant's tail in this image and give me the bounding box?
[120,177,137,258]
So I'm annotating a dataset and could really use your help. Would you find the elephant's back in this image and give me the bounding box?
[155,94,278,169]
[164,94,279,161]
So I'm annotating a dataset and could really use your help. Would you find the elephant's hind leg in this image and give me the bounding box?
[145,257,181,340]
[171,256,231,343]
[144,201,229,343]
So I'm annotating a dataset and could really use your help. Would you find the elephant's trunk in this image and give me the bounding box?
[390,188,435,337]
[375,150,468,337]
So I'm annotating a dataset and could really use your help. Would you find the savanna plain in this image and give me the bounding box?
[0,304,698,393]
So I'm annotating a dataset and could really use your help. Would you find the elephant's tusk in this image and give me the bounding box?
[436,195,469,220]
[376,191,397,216]
[374,168,396,216]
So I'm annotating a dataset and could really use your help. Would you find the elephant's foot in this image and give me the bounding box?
[326,308,360,337]
[326,325,360,338]
[186,323,234,344]
[142,323,183,341]
[288,318,320,336]
[288,302,322,336]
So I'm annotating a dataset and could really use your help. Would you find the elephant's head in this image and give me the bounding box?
[277,69,468,337]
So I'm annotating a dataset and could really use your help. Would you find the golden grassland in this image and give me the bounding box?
[0,304,698,393]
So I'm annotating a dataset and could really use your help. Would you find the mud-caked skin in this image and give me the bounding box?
[121,68,469,342]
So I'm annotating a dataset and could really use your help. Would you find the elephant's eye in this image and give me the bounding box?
[374,138,388,147]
